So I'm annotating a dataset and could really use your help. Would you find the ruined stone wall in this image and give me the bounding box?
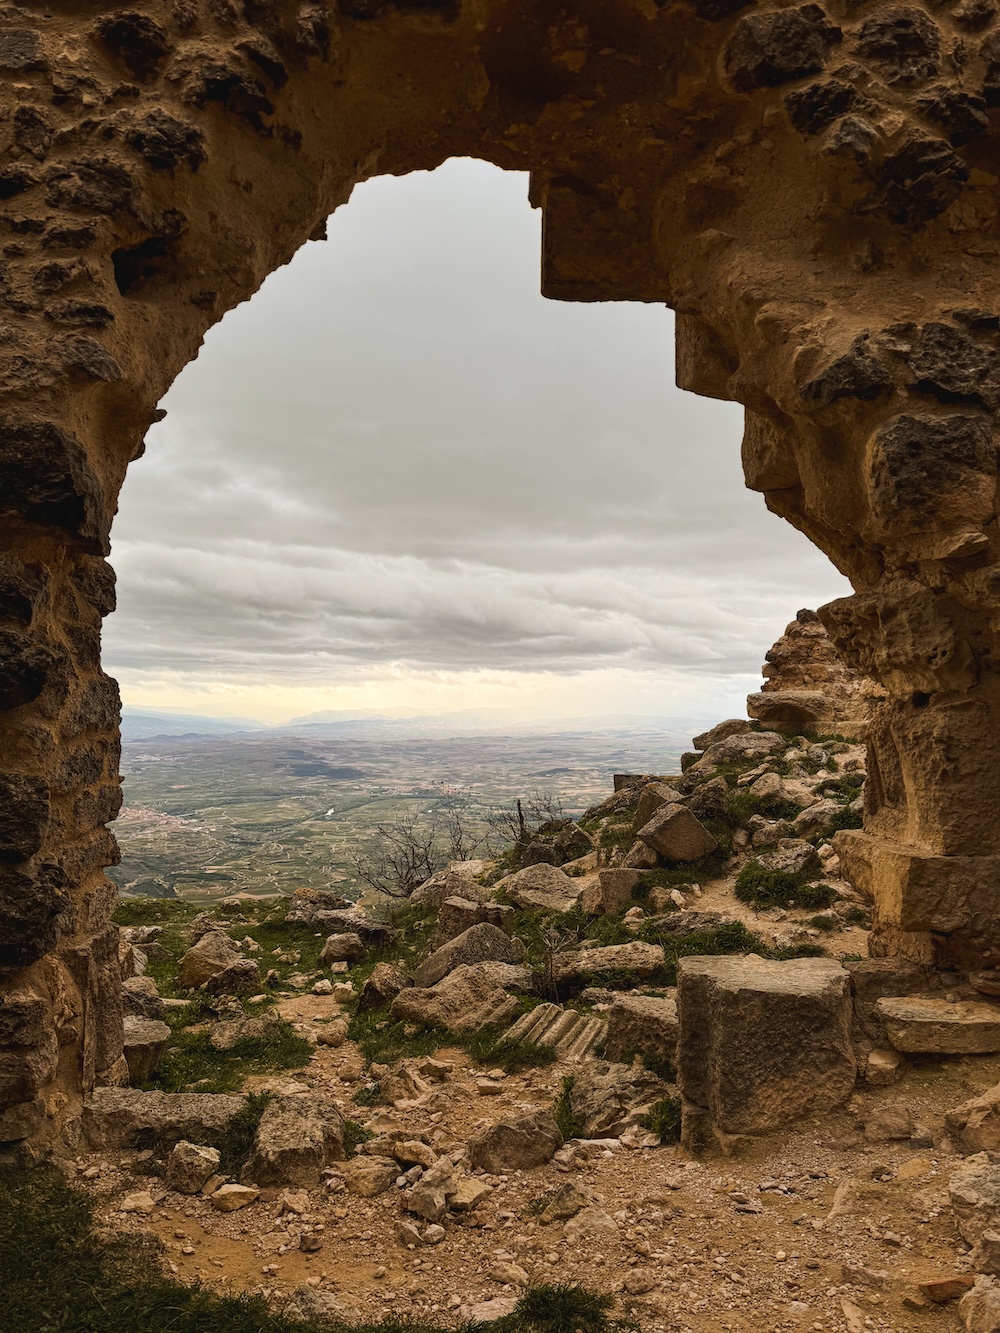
[3,0,1000,1146]
[747,607,881,740]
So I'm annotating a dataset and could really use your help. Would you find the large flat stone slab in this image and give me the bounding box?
[82,1088,247,1149]
[553,941,664,985]
[495,863,582,914]
[677,955,855,1149]
[877,997,1000,1054]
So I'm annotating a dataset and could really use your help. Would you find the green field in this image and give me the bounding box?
[110,727,687,903]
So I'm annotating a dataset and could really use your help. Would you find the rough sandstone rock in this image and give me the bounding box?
[950,1154,1000,1246]
[211,1183,259,1212]
[244,1095,345,1187]
[603,993,679,1069]
[580,869,640,916]
[204,957,262,995]
[747,608,880,741]
[947,1085,1000,1153]
[390,963,525,1033]
[412,922,525,989]
[633,782,687,833]
[686,732,787,778]
[165,1140,221,1194]
[677,956,855,1148]
[82,1088,248,1150]
[340,1155,398,1196]
[845,957,928,1045]
[121,1016,170,1082]
[121,975,164,1020]
[567,1061,671,1138]
[496,863,582,914]
[409,863,492,909]
[434,896,515,944]
[692,719,751,750]
[636,805,718,864]
[553,941,664,985]
[320,932,365,964]
[177,931,243,989]
[285,1287,360,1325]
[468,1111,563,1172]
[357,963,411,1013]
[877,997,1000,1054]
[959,1282,1000,1333]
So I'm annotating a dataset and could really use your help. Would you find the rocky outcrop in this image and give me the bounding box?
[495,863,582,914]
[412,923,525,989]
[747,609,880,742]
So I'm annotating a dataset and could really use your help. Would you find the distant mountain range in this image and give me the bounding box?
[121,708,267,742]
[121,703,720,743]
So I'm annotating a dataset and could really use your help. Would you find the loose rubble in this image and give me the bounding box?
[53,678,1000,1331]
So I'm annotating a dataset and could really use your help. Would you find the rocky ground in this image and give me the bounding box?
[59,720,1000,1331]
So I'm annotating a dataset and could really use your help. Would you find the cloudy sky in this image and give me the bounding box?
[104,159,850,726]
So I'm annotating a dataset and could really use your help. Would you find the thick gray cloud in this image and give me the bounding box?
[104,159,850,716]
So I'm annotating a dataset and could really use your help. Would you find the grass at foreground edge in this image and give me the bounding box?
[0,1165,638,1333]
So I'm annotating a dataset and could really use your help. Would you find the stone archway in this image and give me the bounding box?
[3,0,1000,1147]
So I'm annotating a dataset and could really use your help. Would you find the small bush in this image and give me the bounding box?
[795,881,837,909]
[496,1284,637,1333]
[734,861,835,910]
[808,914,837,932]
[343,1118,374,1155]
[553,1075,585,1141]
[640,1096,682,1144]
[607,1047,675,1082]
[212,1092,272,1174]
[824,804,863,834]
[638,918,766,986]
[769,942,827,961]
[346,1006,446,1067]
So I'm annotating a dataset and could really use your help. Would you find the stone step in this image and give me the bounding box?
[505,1003,605,1062]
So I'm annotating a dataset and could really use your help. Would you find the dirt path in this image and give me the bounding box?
[83,1004,1000,1333]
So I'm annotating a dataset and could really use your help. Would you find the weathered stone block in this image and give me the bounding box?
[122,1016,170,1082]
[468,1111,563,1172]
[677,956,855,1148]
[580,869,640,916]
[435,895,515,943]
[81,1087,247,1149]
[877,996,1000,1053]
[495,863,582,913]
[603,993,678,1069]
[636,805,717,864]
[243,1095,345,1187]
[553,941,664,985]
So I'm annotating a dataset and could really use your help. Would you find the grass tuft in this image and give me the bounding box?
[552,1075,585,1141]
[146,1019,312,1094]
[734,861,836,911]
[465,1026,558,1073]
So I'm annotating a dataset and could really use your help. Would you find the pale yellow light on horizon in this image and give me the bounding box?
[112,664,756,726]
